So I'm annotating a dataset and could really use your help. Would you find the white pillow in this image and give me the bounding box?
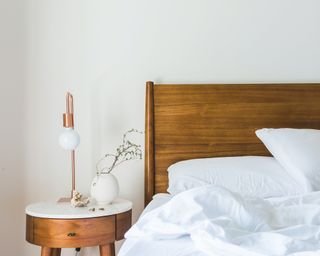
[167,156,306,198]
[256,128,320,191]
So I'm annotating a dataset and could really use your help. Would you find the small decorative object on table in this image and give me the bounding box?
[91,129,143,205]
[71,191,89,207]
[25,199,132,256]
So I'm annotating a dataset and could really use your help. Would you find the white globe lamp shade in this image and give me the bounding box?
[59,128,80,150]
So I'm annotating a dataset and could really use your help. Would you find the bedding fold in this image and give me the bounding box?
[125,186,320,256]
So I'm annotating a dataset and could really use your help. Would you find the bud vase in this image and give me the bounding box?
[90,173,119,205]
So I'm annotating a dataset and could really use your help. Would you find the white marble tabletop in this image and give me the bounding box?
[25,198,132,219]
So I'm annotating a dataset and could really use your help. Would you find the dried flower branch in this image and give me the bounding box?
[96,129,143,175]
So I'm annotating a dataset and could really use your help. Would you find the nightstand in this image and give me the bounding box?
[25,198,132,256]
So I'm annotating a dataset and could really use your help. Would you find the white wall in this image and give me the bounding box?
[0,0,25,255]
[1,0,320,255]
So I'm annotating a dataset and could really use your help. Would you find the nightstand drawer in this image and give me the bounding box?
[27,215,115,248]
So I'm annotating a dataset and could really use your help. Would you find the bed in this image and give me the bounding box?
[119,82,320,256]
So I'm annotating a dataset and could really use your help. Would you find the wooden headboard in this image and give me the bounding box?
[144,81,320,205]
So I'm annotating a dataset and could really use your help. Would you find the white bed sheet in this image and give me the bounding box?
[118,193,208,256]
[120,187,320,256]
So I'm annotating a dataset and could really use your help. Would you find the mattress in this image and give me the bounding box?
[118,193,208,256]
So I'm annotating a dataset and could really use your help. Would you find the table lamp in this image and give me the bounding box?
[58,92,80,202]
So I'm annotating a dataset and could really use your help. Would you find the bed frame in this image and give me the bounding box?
[144,81,320,205]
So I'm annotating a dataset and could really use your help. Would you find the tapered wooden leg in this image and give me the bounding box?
[99,244,115,256]
[41,247,52,256]
[51,248,61,256]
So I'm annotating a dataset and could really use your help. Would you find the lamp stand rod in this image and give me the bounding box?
[66,93,76,197]
[71,150,76,198]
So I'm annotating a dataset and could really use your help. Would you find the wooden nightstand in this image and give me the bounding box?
[25,199,132,256]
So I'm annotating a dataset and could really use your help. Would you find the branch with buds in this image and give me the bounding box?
[96,129,143,175]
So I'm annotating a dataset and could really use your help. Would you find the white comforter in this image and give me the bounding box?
[125,186,320,256]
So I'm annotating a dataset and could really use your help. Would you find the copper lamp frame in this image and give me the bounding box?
[58,93,77,202]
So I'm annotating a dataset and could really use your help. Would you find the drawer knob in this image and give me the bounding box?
[67,232,76,237]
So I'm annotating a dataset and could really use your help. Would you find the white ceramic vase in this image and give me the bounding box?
[90,173,119,205]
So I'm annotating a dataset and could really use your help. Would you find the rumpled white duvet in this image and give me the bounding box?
[125,186,320,256]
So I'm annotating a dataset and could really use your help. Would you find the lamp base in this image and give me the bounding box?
[57,197,71,203]
[57,190,76,203]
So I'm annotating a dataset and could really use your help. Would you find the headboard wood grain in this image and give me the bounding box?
[145,81,320,205]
